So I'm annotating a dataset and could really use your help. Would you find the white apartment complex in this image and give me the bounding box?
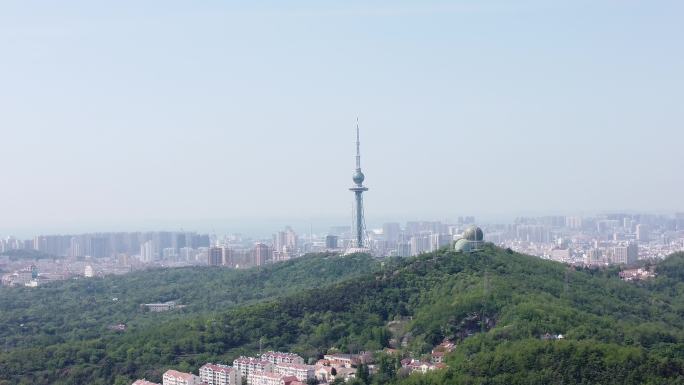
[261,351,304,365]
[247,371,297,385]
[233,357,275,380]
[132,380,161,385]
[199,363,240,385]
[274,363,314,382]
[162,370,201,385]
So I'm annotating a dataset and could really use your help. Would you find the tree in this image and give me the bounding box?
[356,364,370,384]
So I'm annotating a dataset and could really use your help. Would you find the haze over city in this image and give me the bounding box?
[1,0,682,238]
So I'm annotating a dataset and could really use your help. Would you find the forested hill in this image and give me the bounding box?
[2,248,684,385]
[0,252,376,354]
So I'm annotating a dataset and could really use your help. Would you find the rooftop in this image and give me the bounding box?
[164,370,195,380]
[250,371,284,379]
[132,380,161,385]
[276,363,313,370]
[234,356,271,365]
[200,363,234,373]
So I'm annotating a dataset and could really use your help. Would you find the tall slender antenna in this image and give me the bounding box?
[355,118,361,171]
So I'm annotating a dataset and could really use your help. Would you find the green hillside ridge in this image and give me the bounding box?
[1,247,684,384]
[0,252,376,351]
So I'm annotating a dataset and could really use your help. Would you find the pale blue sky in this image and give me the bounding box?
[0,1,682,236]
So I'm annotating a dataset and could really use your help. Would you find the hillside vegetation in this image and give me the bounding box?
[1,248,684,384]
[0,252,376,352]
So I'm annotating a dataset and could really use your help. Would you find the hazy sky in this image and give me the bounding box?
[1,1,682,236]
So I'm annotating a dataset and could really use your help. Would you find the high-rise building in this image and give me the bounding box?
[140,240,157,263]
[222,247,234,267]
[253,243,271,266]
[180,247,196,261]
[429,233,450,252]
[627,243,639,264]
[69,237,82,258]
[87,236,109,258]
[285,228,297,251]
[516,225,550,243]
[636,224,650,242]
[611,246,629,264]
[383,223,401,244]
[162,248,177,259]
[349,121,369,249]
[208,247,224,266]
[397,242,411,257]
[410,234,431,255]
[273,227,298,254]
[325,235,339,249]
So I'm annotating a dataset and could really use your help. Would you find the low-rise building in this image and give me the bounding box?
[322,353,359,368]
[430,351,445,364]
[620,268,656,281]
[261,351,305,365]
[233,357,275,381]
[314,366,334,383]
[274,363,314,382]
[246,371,288,385]
[401,359,445,374]
[132,380,161,385]
[199,363,240,385]
[142,301,182,312]
[162,369,201,385]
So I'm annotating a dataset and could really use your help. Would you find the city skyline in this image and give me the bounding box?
[3,211,683,288]
[3,209,684,241]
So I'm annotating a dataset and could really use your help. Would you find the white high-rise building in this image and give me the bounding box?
[69,237,82,258]
[273,227,298,254]
[410,234,430,255]
[179,247,195,261]
[140,240,157,263]
[429,233,450,252]
[162,248,177,259]
[636,224,650,242]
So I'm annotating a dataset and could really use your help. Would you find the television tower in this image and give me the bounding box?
[349,120,368,248]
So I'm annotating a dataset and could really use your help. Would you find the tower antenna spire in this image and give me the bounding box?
[356,117,361,171]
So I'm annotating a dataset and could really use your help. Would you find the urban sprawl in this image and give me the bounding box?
[2,212,684,287]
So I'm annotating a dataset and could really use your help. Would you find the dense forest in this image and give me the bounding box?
[1,247,684,384]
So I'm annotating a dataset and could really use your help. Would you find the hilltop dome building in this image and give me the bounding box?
[454,225,484,252]
[462,225,484,242]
